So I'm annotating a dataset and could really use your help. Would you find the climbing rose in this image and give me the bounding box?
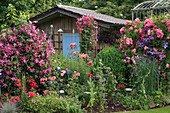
[72,52,76,56]
[134,18,140,23]
[120,27,125,34]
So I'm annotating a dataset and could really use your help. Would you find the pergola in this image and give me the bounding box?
[131,0,170,21]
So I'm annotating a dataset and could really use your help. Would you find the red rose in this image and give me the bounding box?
[117,73,120,76]
[132,92,134,94]
[118,85,121,87]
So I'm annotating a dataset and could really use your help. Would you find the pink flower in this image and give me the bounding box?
[120,27,125,34]
[135,29,138,33]
[60,73,64,77]
[88,62,93,66]
[166,64,169,68]
[125,21,130,26]
[167,37,170,39]
[11,77,16,81]
[67,84,70,87]
[132,49,136,53]
[144,46,149,50]
[76,73,80,76]
[155,29,164,39]
[29,92,36,98]
[161,20,166,23]
[139,28,143,33]
[72,52,76,56]
[134,18,140,23]
[60,79,63,82]
[129,27,133,31]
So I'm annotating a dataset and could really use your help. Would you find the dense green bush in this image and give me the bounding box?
[64,57,91,85]
[20,91,85,113]
[96,46,128,81]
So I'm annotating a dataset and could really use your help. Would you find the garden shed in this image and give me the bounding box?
[30,4,127,56]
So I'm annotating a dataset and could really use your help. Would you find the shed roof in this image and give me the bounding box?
[30,5,127,28]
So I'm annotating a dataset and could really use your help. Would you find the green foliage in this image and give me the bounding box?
[64,57,91,85]
[116,93,152,110]
[20,91,85,113]
[1,102,18,113]
[72,0,148,20]
[131,58,160,96]
[152,90,166,106]
[96,46,127,80]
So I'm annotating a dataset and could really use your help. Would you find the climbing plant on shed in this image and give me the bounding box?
[76,15,99,54]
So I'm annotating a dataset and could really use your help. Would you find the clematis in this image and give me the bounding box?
[163,41,168,49]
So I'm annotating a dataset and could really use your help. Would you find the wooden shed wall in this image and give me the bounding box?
[36,13,112,55]
[37,13,79,53]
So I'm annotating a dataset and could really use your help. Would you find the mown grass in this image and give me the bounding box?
[117,106,170,113]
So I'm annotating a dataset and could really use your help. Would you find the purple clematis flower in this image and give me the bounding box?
[163,41,168,49]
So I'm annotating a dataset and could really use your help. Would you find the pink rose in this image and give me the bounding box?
[132,49,136,53]
[60,79,63,82]
[120,27,125,34]
[67,84,70,87]
[134,18,140,23]
[166,64,169,68]
[125,21,130,26]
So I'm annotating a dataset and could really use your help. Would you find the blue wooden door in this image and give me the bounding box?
[63,34,80,57]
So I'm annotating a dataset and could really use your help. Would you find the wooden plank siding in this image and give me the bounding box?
[36,13,111,55]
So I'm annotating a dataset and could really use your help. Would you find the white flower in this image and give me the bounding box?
[125,88,132,92]
[59,90,64,93]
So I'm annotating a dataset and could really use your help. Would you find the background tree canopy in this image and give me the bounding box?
[0,0,148,24]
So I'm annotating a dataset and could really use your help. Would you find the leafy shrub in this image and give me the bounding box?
[116,93,152,110]
[20,91,85,113]
[64,57,91,85]
[95,46,128,83]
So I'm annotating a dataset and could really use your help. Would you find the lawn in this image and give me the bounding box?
[118,106,170,113]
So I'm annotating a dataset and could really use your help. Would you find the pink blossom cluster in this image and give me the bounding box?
[0,21,55,89]
[120,15,170,77]
[73,71,80,77]
[78,53,89,60]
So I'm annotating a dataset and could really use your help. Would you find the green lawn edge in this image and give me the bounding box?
[117,106,170,113]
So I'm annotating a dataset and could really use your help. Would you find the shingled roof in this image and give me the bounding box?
[30,5,127,28]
